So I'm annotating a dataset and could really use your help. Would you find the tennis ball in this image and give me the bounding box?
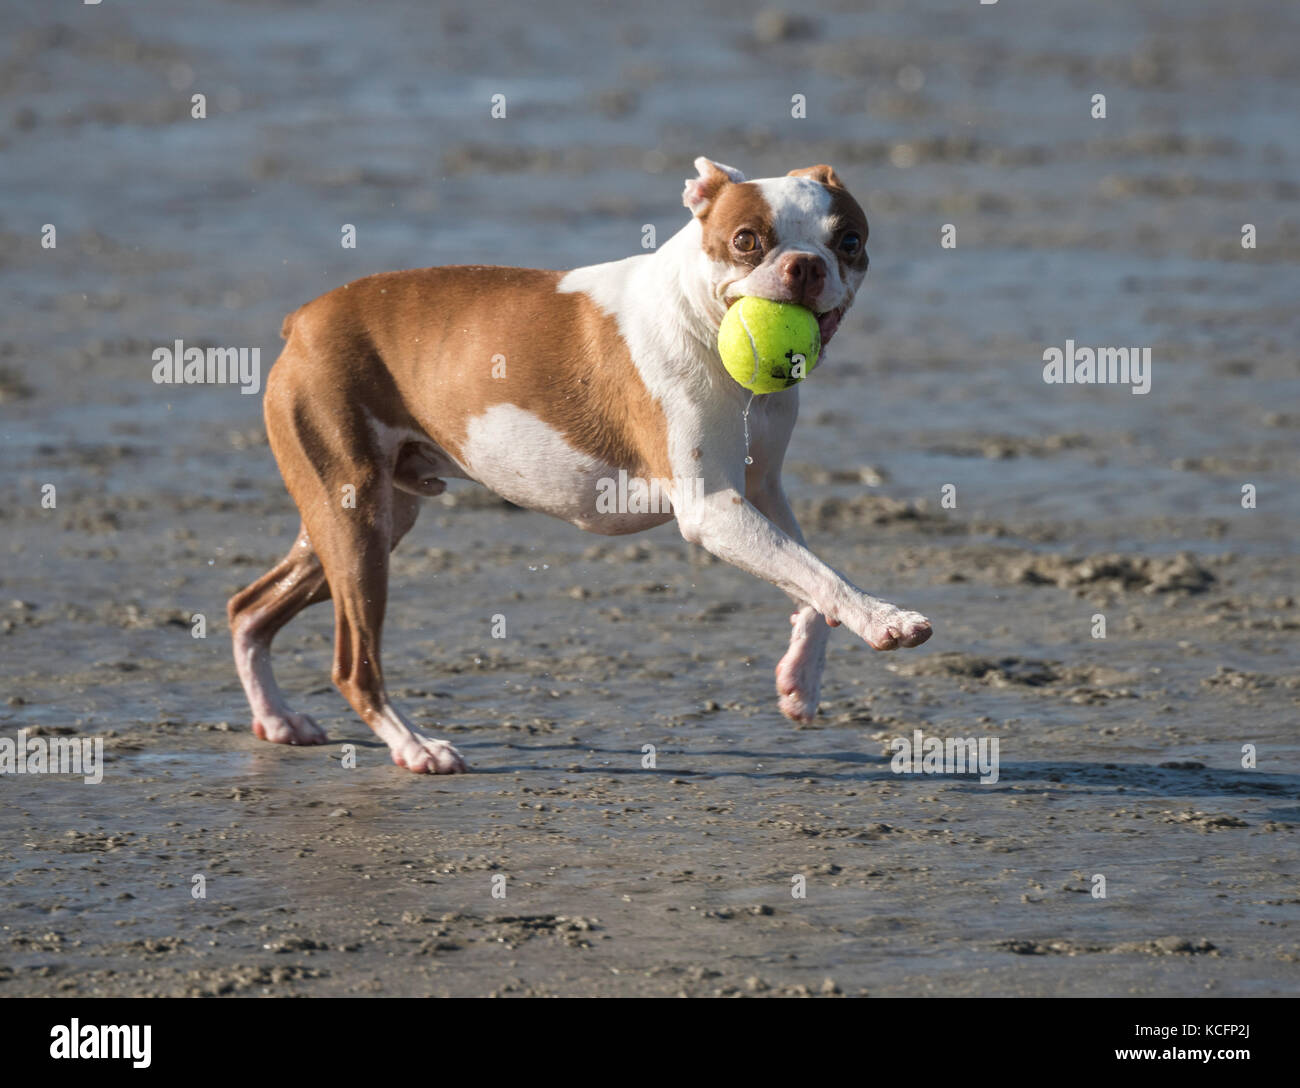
[717,297,821,394]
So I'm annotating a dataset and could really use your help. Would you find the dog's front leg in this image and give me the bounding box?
[675,478,932,655]
[747,478,832,723]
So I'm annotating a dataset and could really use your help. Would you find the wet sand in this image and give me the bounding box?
[1,0,1298,996]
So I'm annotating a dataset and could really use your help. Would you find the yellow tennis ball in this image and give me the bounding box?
[717,297,821,394]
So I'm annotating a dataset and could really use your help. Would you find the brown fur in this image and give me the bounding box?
[276,266,671,481]
[787,163,844,188]
[696,182,776,266]
[791,166,871,280]
[229,265,675,771]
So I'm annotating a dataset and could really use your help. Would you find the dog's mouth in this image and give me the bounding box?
[723,297,846,346]
[815,307,844,345]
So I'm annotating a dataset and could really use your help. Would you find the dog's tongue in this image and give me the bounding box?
[817,308,842,345]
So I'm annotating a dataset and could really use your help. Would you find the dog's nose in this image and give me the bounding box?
[778,252,827,306]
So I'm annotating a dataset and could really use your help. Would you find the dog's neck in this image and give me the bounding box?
[656,218,728,346]
[562,218,726,378]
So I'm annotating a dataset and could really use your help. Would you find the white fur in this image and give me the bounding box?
[371,705,465,773]
[459,402,673,534]
[233,607,327,744]
[559,192,929,655]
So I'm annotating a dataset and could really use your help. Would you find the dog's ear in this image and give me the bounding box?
[683,156,745,217]
[787,163,844,189]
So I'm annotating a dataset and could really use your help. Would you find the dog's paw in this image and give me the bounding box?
[776,624,823,724]
[864,609,932,651]
[391,734,468,775]
[252,712,328,745]
[777,685,818,724]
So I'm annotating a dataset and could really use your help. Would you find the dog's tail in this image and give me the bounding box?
[280,306,302,340]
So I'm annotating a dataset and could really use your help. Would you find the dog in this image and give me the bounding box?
[227,157,932,774]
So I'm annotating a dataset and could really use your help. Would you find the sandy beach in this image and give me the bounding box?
[1,0,1297,996]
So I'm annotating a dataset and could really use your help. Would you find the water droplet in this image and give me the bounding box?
[741,390,757,469]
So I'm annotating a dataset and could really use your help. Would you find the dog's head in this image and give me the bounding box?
[682,156,868,345]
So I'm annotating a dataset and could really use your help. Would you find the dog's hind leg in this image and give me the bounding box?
[227,490,429,749]
[320,490,465,773]
[254,343,465,773]
[227,525,332,745]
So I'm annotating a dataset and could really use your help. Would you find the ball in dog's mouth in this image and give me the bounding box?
[723,298,846,346]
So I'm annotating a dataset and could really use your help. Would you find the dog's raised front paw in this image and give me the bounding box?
[390,734,468,774]
[864,610,932,651]
[252,712,328,745]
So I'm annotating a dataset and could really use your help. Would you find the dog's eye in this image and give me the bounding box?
[732,229,759,254]
[839,231,862,256]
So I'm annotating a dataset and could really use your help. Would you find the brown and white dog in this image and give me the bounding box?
[227,157,932,774]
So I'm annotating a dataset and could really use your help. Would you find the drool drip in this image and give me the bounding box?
[742,390,756,466]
